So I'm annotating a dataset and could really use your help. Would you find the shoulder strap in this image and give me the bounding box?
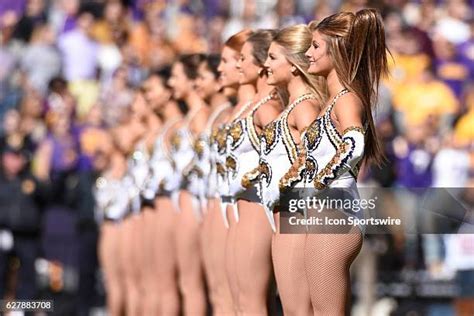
[205,102,231,132]
[230,100,253,121]
[157,117,181,150]
[282,92,316,119]
[183,104,204,128]
[326,88,349,115]
[248,91,278,117]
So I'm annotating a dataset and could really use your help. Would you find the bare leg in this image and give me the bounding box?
[176,190,207,316]
[142,207,159,315]
[234,200,274,316]
[99,222,124,316]
[155,197,180,316]
[209,198,234,315]
[119,216,142,316]
[200,199,216,311]
[225,204,240,314]
[272,212,312,316]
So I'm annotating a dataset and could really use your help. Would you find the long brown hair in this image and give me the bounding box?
[309,8,390,166]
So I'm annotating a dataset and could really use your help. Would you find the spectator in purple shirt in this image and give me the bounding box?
[433,35,472,99]
[57,7,98,82]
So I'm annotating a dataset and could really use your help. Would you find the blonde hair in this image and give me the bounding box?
[273,24,327,106]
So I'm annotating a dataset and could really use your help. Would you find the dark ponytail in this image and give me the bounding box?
[312,8,390,166]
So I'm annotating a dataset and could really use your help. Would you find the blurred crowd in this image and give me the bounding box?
[0,0,474,315]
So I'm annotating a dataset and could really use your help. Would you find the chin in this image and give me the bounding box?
[266,78,276,86]
[308,66,321,75]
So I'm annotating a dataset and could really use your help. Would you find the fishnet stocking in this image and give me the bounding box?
[304,228,362,316]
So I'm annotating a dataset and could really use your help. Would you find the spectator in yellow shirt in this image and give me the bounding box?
[392,64,459,133]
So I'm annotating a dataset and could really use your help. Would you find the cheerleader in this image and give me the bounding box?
[227,30,284,315]
[130,85,165,315]
[215,30,258,315]
[209,29,254,315]
[168,54,210,316]
[253,25,325,315]
[194,54,233,314]
[97,132,130,316]
[282,9,388,314]
[142,68,183,316]
[118,92,148,316]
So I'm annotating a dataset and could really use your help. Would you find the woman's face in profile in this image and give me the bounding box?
[195,62,217,100]
[236,42,261,85]
[264,42,293,86]
[306,31,333,77]
[168,62,190,100]
[218,46,241,88]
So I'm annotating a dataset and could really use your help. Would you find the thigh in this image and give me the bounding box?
[304,229,362,314]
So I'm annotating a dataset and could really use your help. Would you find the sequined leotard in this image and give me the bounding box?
[245,93,317,231]
[288,89,366,233]
[226,92,278,219]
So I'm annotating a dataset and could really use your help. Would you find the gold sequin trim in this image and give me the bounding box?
[314,141,350,189]
[216,162,226,175]
[241,166,260,189]
[262,121,278,152]
[225,155,237,173]
[279,144,306,191]
[304,120,321,151]
[216,126,228,152]
[228,120,244,147]
[170,133,181,150]
[258,160,271,184]
[193,138,205,157]
[342,126,366,135]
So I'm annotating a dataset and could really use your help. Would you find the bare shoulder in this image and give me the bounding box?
[191,107,211,133]
[255,98,283,123]
[290,99,322,128]
[291,99,321,118]
[263,98,284,114]
[333,92,363,117]
[213,107,232,126]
